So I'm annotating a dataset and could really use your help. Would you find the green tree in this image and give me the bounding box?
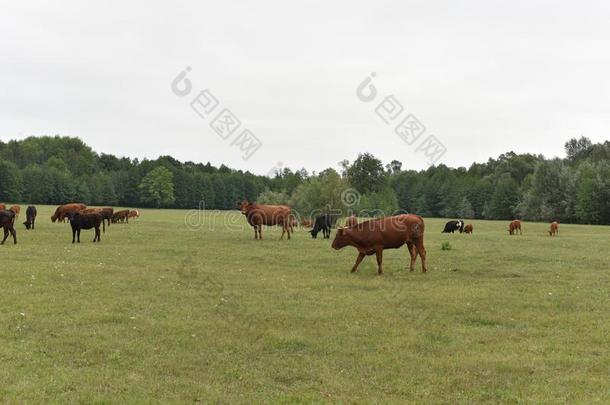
[0,159,22,202]
[346,153,387,194]
[138,166,175,207]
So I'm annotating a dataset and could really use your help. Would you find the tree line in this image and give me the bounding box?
[1,135,610,224]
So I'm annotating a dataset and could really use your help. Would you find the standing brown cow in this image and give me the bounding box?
[128,209,140,219]
[509,220,522,235]
[463,224,473,234]
[331,214,427,275]
[239,200,292,240]
[549,221,559,236]
[9,205,21,219]
[80,207,113,230]
[52,203,87,223]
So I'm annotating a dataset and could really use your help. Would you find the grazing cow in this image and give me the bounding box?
[51,203,87,223]
[311,214,333,239]
[239,200,292,240]
[442,220,464,233]
[9,205,20,219]
[300,218,313,228]
[23,206,37,230]
[463,224,473,234]
[345,215,358,227]
[509,220,522,235]
[67,212,104,243]
[331,214,427,275]
[1,210,17,245]
[128,209,140,219]
[112,210,130,223]
[549,221,559,237]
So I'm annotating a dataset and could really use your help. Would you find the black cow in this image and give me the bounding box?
[67,212,104,243]
[310,214,338,239]
[1,210,17,245]
[442,220,464,233]
[23,206,37,230]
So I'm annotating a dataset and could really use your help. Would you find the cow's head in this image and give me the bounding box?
[310,228,318,239]
[238,200,251,214]
[331,227,350,250]
[23,220,31,229]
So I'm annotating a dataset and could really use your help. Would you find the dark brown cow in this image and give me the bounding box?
[345,215,358,227]
[80,208,113,230]
[67,212,104,243]
[509,220,522,235]
[463,224,473,234]
[549,221,559,237]
[331,214,427,275]
[9,205,21,219]
[1,210,17,245]
[239,200,292,240]
[52,203,87,223]
[112,210,130,223]
[23,206,37,229]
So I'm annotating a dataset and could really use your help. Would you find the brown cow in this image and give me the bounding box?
[80,207,113,230]
[344,215,358,227]
[239,200,292,240]
[52,203,87,223]
[9,205,20,218]
[509,220,522,235]
[463,224,473,234]
[300,218,313,228]
[128,209,140,219]
[331,214,427,275]
[112,210,130,223]
[0,204,5,211]
[549,221,559,236]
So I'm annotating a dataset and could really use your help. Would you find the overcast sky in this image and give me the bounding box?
[1,1,609,175]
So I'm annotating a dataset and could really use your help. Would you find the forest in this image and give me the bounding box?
[1,135,610,224]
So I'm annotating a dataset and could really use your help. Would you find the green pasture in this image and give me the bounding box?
[1,206,608,403]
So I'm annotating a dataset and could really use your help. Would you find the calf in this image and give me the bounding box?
[463,224,473,234]
[23,206,37,230]
[1,210,17,245]
[9,205,21,219]
[311,214,332,239]
[332,214,427,275]
[549,221,559,237]
[112,210,130,224]
[442,220,464,233]
[509,220,522,235]
[300,218,313,228]
[68,212,104,243]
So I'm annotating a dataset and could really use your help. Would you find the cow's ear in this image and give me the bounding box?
[337,227,345,236]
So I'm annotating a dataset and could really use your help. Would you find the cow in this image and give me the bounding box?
[23,206,37,230]
[1,210,17,245]
[549,221,559,237]
[442,220,464,233]
[67,212,104,243]
[463,224,473,234]
[112,210,130,223]
[8,205,20,219]
[128,209,140,219]
[239,200,292,240]
[300,218,313,228]
[51,203,86,223]
[311,214,333,239]
[509,220,522,235]
[80,207,113,230]
[345,215,358,227]
[331,214,427,275]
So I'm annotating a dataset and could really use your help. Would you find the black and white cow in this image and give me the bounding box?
[442,220,464,233]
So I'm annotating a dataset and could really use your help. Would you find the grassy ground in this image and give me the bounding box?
[1,205,609,403]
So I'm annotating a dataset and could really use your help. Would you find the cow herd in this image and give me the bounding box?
[2,199,561,275]
[0,203,141,245]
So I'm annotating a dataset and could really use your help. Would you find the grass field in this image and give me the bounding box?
[1,205,609,403]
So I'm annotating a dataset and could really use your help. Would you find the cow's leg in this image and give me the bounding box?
[10,227,17,244]
[375,248,383,275]
[253,226,258,239]
[77,229,81,243]
[406,242,417,272]
[1,227,8,244]
[95,226,100,242]
[258,225,263,240]
[72,228,76,243]
[415,241,427,273]
[351,252,365,273]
